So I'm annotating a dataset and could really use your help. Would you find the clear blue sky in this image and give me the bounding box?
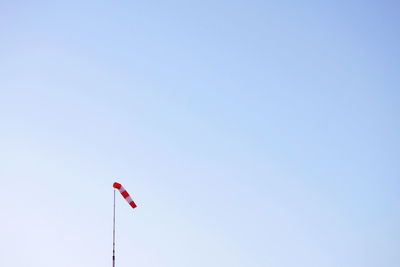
[1,1,399,266]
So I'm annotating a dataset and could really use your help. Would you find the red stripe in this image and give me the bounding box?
[129,201,137,209]
[113,182,122,189]
[121,190,129,198]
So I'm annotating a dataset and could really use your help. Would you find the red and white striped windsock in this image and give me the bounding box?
[113,182,137,209]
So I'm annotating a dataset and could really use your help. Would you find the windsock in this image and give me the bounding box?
[113,182,137,209]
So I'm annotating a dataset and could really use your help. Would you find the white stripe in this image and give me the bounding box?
[125,196,132,203]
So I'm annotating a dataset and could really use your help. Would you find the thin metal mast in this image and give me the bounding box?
[113,189,116,267]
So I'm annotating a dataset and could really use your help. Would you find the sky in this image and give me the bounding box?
[0,1,399,266]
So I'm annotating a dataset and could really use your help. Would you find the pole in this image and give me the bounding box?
[113,189,116,267]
